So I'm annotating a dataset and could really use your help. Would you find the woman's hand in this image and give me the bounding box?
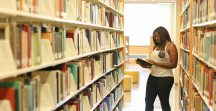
[146,59,155,65]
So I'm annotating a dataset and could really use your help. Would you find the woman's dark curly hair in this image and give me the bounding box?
[153,26,171,47]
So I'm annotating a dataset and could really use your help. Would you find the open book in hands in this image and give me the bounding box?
[136,58,153,68]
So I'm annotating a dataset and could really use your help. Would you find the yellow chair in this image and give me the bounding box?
[124,70,140,84]
[123,75,132,92]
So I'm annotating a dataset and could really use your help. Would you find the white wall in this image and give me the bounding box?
[124,3,175,46]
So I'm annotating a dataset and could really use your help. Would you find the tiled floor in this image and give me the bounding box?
[122,65,179,111]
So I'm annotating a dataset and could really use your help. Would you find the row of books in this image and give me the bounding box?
[181,8,190,30]
[3,0,125,16]
[179,86,189,111]
[193,28,216,65]
[179,68,189,111]
[0,60,124,111]
[181,31,190,50]
[1,1,124,28]
[180,69,189,97]
[112,100,123,111]
[180,0,189,111]
[94,85,123,111]
[79,1,124,29]
[0,1,125,111]
[80,1,124,28]
[192,58,216,107]
[179,50,189,110]
[56,76,123,111]
[192,0,216,24]
[0,75,41,111]
[0,22,123,70]
[100,0,124,13]
[192,88,214,111]
[180,51,189,73]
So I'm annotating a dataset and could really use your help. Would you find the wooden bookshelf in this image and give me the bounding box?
[53,62,124,110]
[180,63,190,77]
[192,81,214,111]
[90,77,124,111]
[180,26,190,32]
[193,20,216,27]
[0,10,123,31]
[180,47,190,53]
[0,46,124,80]
[193,52,216,71]
[0,0,125,111]
[179,0,192,110]
[179,0,216,111]
[180,0,190,16]
[91,0,124,16]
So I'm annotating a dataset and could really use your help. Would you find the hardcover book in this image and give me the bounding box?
[136,58,153,68]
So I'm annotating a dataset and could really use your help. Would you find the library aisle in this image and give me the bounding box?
[122,64,179,111]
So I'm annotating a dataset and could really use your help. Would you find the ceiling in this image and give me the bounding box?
[125,0,176,3]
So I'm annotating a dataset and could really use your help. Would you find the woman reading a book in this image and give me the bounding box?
[136,26,178,111]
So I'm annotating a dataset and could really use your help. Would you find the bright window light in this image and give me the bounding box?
[124,3,172,46]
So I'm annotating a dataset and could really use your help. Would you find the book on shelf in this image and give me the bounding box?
[110,93,115,108]
[31,26,42,66]
[213,74,216,110]
[39,83,55,110]
[82,1,91,23]
[103,100,109,111]
[55,0,67,18]
[38,0,55,17]
[80,59,92,86]
[66,63,79,90]
[192,89,202,111]
[53,27,66,60]
[66,29,78,56]
[0,80,23,111]
[111,34,116,49]
[0,100,13,111]
[93,54,103,79]
[81,88,93,111]
[208,0,216,21]
[77,0,83,21]
[40,39,55,64]
[4,75,41,111]
[96,82,103,103]
[96,32,102,51]
[0,1,124,111]
[0,88,16,111]
[114,101,123,111]
[68,59,95,89]
[0,0,16,11]
[66,0,77,20]
[0,40,16,74]
[32,70,60,107]
[66,65,77,93]
[81,29,91,54]
[0,23,10,40]
[92,83,97,106]
[57,98,81,111]
[104,97,111,111]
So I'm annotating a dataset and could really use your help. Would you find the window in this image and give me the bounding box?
[124,3,173,46]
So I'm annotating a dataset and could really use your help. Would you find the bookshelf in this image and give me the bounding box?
[0,0,125,111]
[179,0,216,111]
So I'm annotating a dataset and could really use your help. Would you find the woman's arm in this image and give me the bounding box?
[148,43,178,69]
